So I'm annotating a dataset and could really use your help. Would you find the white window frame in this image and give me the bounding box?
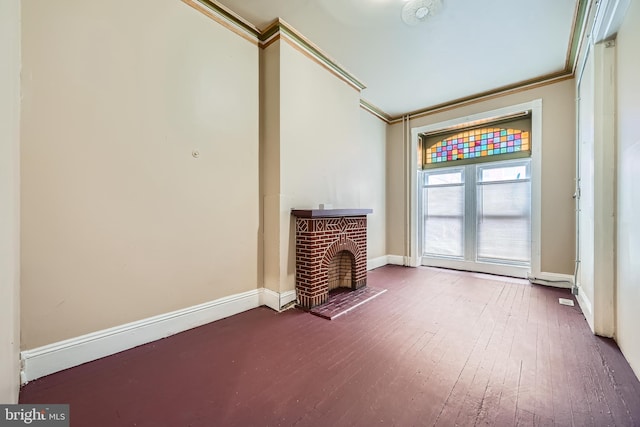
[475,158,532,266]
[421,166,466,260]
[407,100,542,279]
[420,158,532,277]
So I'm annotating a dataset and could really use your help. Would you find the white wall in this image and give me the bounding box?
[0,0,21,403]
[616,0,640,379]
[20,0,260,349]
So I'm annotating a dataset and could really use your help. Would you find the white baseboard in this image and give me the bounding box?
[20,287,291,384]
[576,286,594,331]
[527,272,574,289]
[262,288,297,311]
[387,255,405,266]
[281,290,297,307]
[367,255,388,271]
[262,288,281,311]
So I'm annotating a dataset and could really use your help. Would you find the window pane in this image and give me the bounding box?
[423,185,464,257]
[477,180,531,263]
[425,171,463,185]
[480,165,528,182]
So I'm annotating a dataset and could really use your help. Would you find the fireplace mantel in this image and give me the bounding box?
[291,208,372,218]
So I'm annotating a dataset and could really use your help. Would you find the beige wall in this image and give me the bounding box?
[386,122,406,258]
[387,80,576,275]
[359,109,387,261]
[616,0,640,378]
[262,38,387,294]
[20,0,260,349]
[0,0,21,404]
[279,40,387,290]
[260,40,283,293]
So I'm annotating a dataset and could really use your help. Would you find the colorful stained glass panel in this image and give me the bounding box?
[425,128,530,165]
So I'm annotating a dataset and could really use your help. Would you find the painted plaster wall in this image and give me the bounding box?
[260,41,282,294]
[261,39,387,295]
[20,0,260,349]
[615,0,640,379]
[0,0,21,403]
[359,109,387,261]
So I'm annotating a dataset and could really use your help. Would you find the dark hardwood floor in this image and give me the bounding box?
[19,266,640,426]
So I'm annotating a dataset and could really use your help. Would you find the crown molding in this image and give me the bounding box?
[181,0,260,44]
[260,19,367,92]
[183,0,591,126]
[387,72,573,124]
[184,2,366,93]
[360,99,392,123]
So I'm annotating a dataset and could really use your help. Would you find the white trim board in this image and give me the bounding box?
[20,287,290,384]
[367,255,413,269]
[367,255,389,271]
[262,288,281,311]
[263,288,297,311]
[387,255,405,266]
[280,290,297,307]
[576,285,594,331]
[592,0,631,43]
[423,257,530,279]
[527,272,574,289]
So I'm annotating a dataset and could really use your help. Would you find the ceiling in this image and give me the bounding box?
[215,0,584,118]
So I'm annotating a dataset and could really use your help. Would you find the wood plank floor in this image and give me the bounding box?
[19,266,640,426]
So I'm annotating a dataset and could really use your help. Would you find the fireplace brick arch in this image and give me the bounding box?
[292,209,371,309]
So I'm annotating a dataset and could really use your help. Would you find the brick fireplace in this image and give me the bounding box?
[291,209,372,309]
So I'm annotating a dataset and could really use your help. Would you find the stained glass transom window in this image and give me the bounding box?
[424,127,530,166]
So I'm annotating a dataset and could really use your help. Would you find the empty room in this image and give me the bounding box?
[2,0,640,425]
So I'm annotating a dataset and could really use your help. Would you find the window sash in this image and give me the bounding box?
[421,159,532,266]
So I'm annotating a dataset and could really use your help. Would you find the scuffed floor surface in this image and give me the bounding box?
[20,266,640,426]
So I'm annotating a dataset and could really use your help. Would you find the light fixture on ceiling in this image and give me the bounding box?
[401,0,442,26]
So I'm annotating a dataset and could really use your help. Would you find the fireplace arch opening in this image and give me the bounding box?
[327,250,356,292]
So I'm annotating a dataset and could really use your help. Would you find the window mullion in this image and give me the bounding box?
[464,164,477,262]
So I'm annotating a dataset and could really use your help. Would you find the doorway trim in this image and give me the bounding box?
[575,39,616,337]
[408,100,543,278]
